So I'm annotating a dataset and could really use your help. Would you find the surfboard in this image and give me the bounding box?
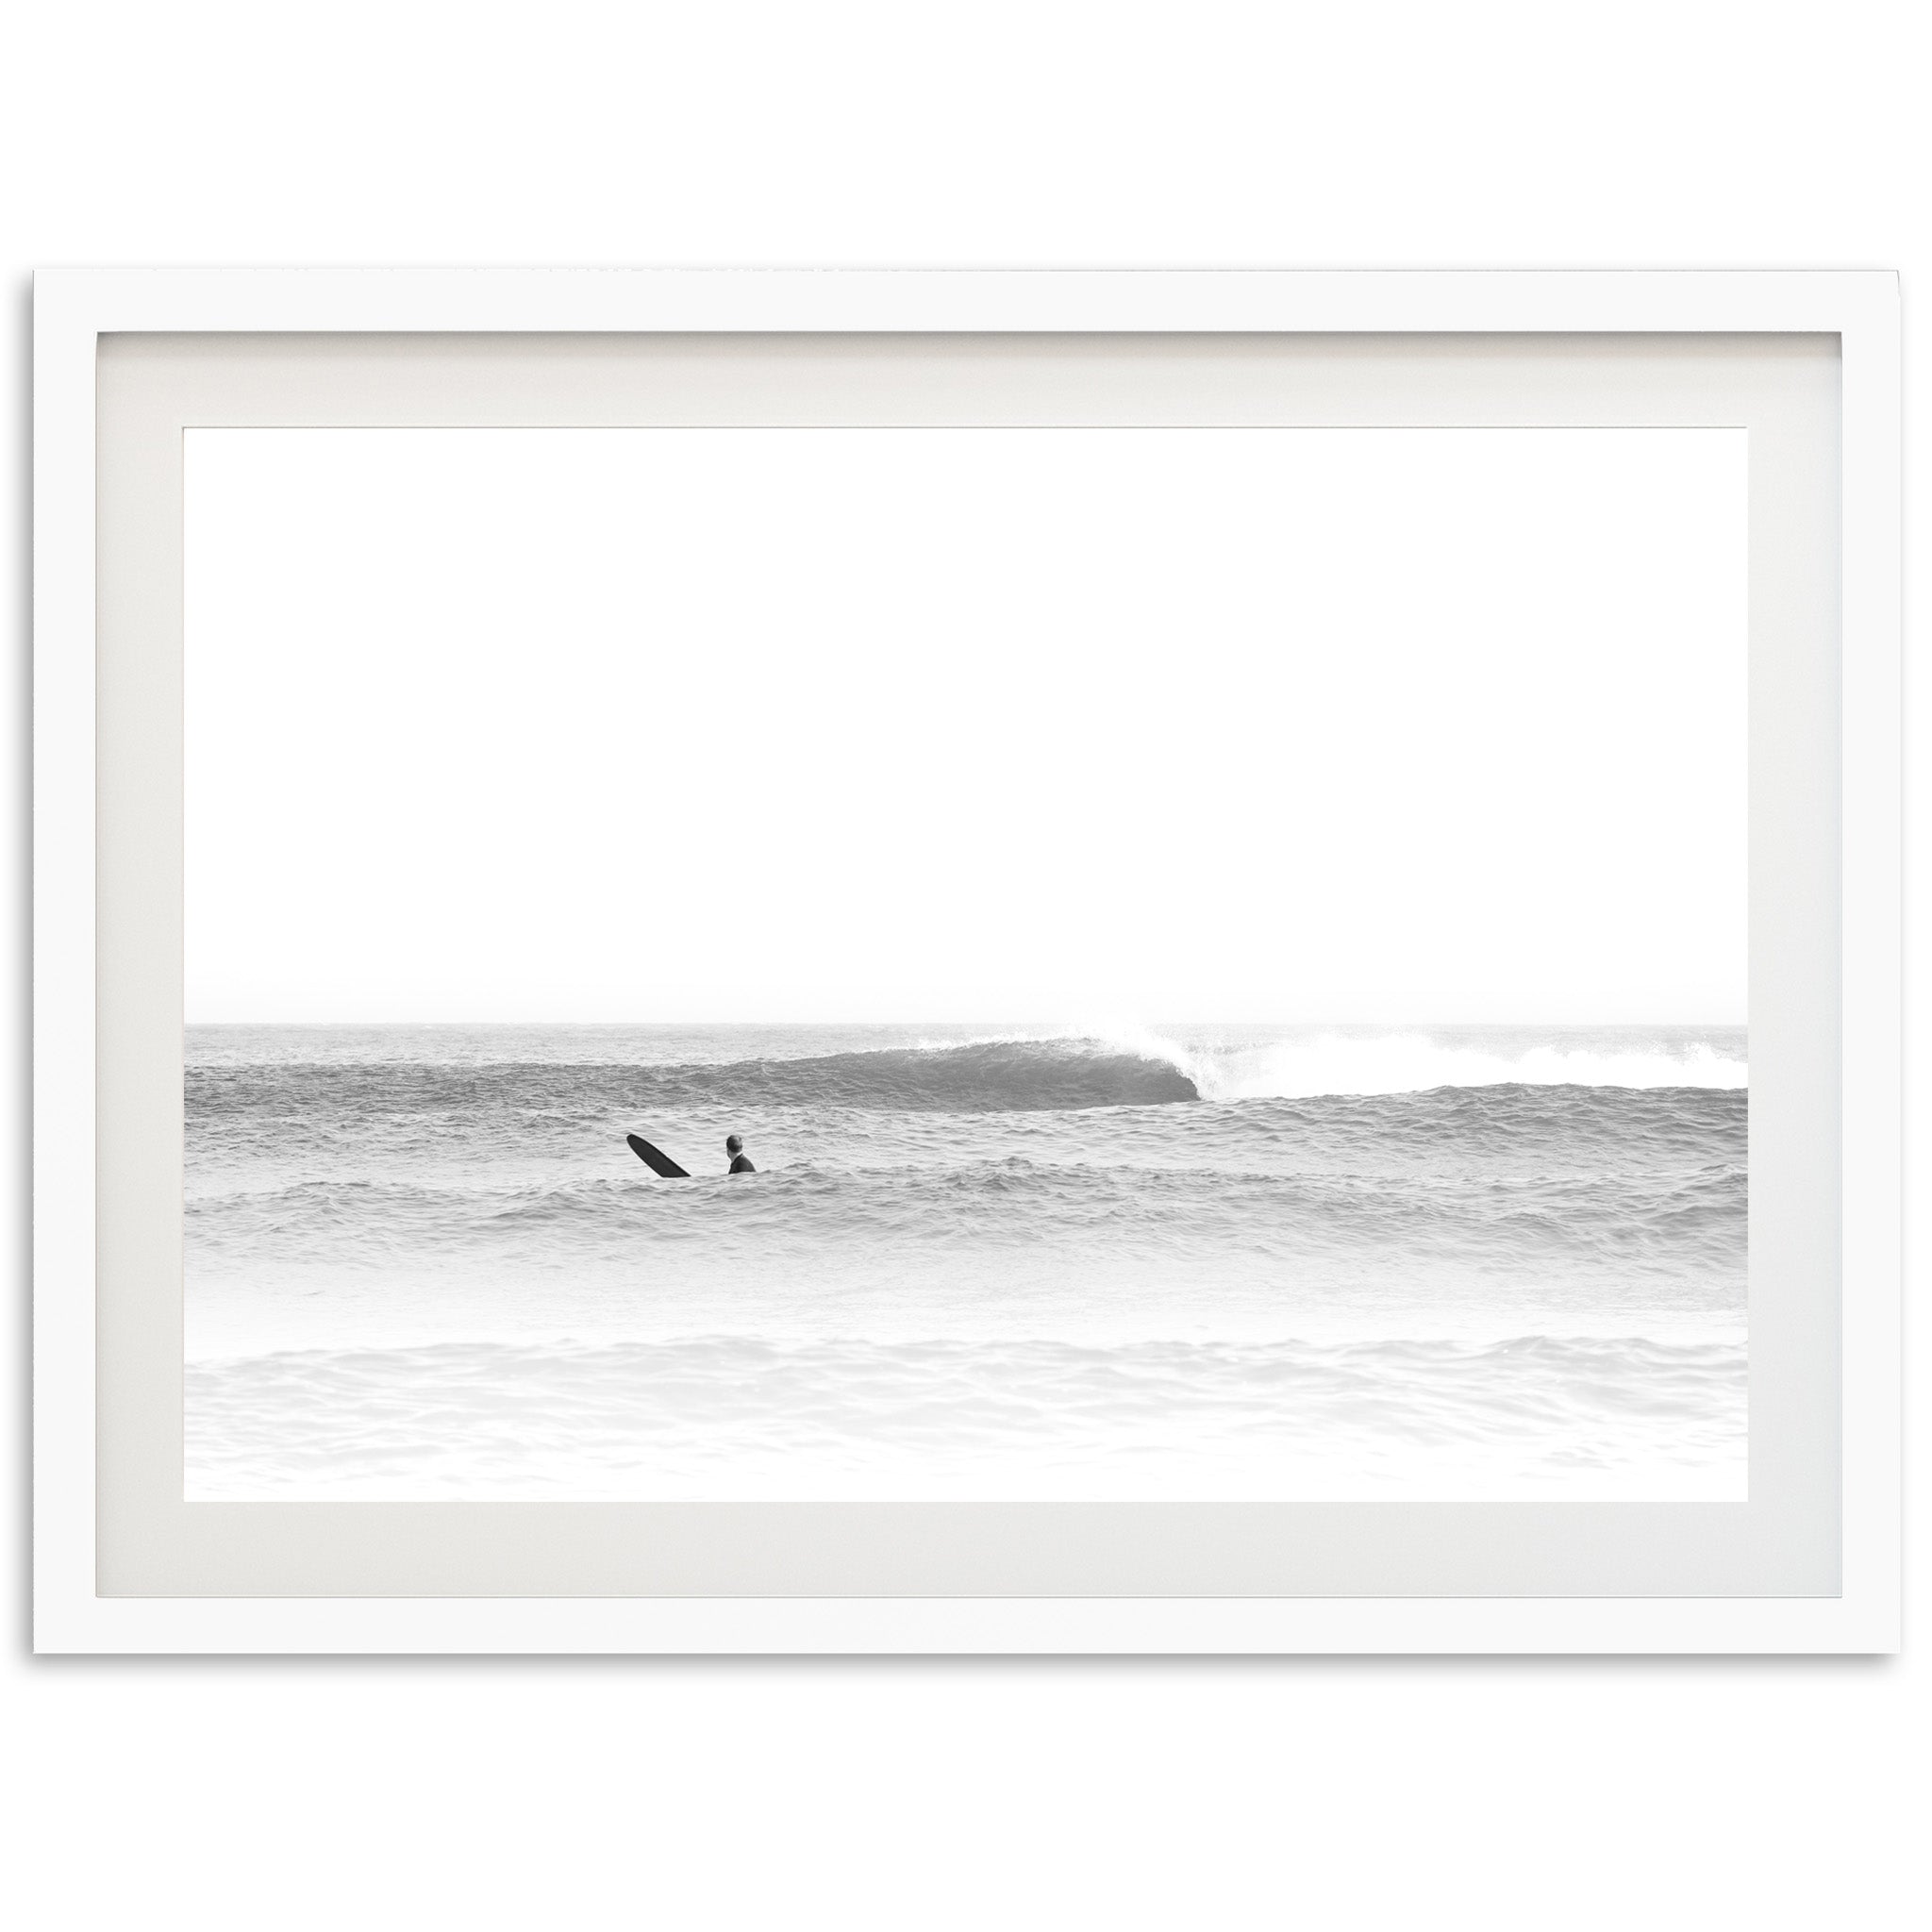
[626,1133,691,1178]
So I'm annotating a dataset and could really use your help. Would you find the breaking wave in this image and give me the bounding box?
[188,1027,1746,1121]
[190,1038,1200,1118]
[1103,1026,1748,1102]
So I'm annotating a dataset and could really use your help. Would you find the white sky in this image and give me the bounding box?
[185,425,1746,1024]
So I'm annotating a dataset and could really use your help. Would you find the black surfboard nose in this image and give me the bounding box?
[626,1133,691,1178]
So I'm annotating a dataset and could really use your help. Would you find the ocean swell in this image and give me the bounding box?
[188,1038,1201,1118]
[185,1029,1750,1128]
[185,1146,1746,1282]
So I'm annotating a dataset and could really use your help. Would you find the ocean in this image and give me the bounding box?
[184,1023,1748,1500]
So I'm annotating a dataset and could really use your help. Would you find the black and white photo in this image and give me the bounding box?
[183,423,1748,1501]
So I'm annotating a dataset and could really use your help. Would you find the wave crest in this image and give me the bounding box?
[189,1038,1199,1119]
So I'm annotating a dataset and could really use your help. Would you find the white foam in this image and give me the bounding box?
[184,1333,1748,1502]
[1082,1025,1747,1100]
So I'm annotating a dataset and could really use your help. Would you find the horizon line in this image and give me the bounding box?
[182,1015,1752,1030]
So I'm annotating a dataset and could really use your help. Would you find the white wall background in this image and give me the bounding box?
[4,4,1922,1928]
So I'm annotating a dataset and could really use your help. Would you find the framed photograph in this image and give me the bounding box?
[34,270,1899,1652]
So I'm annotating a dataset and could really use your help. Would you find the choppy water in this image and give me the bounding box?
[185,1023,1748,1499]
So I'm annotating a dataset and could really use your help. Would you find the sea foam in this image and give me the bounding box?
[1078,1024,1747,1101]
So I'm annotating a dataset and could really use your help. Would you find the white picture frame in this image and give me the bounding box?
[33,269,1901,1653]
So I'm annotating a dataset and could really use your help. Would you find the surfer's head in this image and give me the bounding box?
[725,1134,743,1156]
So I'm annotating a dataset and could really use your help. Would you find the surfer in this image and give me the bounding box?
[725,1133,757,1174]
